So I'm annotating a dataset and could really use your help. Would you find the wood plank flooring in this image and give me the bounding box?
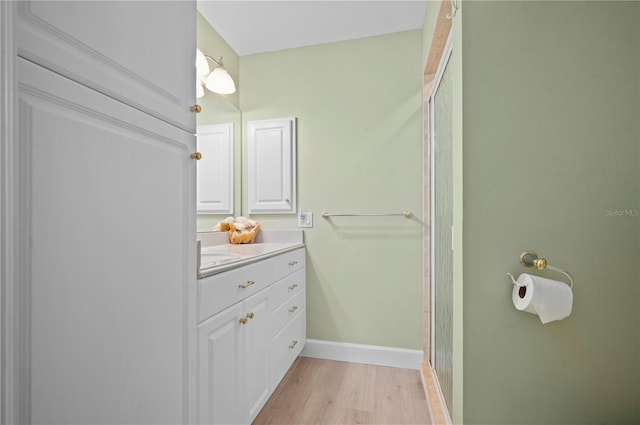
[253,357,432,425]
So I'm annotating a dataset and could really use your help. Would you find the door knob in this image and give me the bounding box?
[190,152,202,160]
[190,105,202,113]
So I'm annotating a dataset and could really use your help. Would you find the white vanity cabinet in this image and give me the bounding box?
[268,250,307,389]
[197,247,306,425]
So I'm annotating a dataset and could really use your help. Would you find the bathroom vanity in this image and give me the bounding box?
[196,231,305,424]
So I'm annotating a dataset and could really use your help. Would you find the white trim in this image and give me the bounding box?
[1,2,24,423]
[429,93,436,365]
[300,339,424,370]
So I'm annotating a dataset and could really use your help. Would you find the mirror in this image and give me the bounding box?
[197,11,242,233]
[196,94,241,232]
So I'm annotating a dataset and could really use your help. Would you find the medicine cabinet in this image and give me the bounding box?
[247,117,297,214]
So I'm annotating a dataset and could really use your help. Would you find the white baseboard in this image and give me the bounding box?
[300,339,424,370]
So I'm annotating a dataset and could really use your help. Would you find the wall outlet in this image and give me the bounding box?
[298,211,313,228]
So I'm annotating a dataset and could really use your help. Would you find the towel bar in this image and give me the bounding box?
[321,211,412,219]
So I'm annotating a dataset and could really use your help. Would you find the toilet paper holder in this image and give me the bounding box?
[508,250,574,289]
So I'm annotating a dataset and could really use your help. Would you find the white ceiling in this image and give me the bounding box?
[197,1,428,56]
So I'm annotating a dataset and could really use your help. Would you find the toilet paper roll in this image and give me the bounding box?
[512,273,573,324]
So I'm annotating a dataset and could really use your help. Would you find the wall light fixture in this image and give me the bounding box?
[196,48,236,97]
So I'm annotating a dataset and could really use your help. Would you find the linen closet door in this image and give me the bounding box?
[5,1,197,424]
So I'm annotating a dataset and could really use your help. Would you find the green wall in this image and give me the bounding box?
[240,31,425,349]
[451,9,465,423]
[460,1,640,423]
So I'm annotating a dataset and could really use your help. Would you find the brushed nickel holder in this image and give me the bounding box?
[511,250,574,289]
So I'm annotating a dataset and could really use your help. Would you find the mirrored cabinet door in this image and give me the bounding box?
[197,123,234,215]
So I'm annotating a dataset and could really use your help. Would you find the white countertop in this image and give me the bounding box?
[197,230,304,279]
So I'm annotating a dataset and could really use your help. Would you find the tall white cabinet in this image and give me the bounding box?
[2,2,197,424]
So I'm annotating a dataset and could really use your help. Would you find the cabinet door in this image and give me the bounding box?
[16,58,195,424]
[197,124,234,214]
[242,289,272,424]
[247,117,296,213]
[197,304,243,425]
[15,0,196,132]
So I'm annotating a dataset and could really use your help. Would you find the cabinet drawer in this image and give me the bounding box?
[271,289,305,337]
[198,259,272,322]
[269,269,305,312]
[272,248,305,281]
[270,310,306,390]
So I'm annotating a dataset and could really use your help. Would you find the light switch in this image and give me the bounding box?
[298,211,313,228]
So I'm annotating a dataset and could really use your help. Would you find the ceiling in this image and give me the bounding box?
[197,1,429,56]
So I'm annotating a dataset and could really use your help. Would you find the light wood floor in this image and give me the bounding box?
[253,357,432,425]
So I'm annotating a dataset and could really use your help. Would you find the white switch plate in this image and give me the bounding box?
[298,211,313,228]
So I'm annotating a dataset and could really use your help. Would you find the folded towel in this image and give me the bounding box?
[213,216,235,232]
[229,223,260,244]
[213,216,260,244]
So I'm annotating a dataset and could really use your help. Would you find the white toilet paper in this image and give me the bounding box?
[512,273,573,324]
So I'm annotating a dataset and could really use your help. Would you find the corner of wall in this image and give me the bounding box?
[450,5,463,425]
[637,2,640,419]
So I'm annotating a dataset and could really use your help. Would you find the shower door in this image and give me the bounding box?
[429,41,453,413]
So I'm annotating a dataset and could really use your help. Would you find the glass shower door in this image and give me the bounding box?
[429,44,453,413]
